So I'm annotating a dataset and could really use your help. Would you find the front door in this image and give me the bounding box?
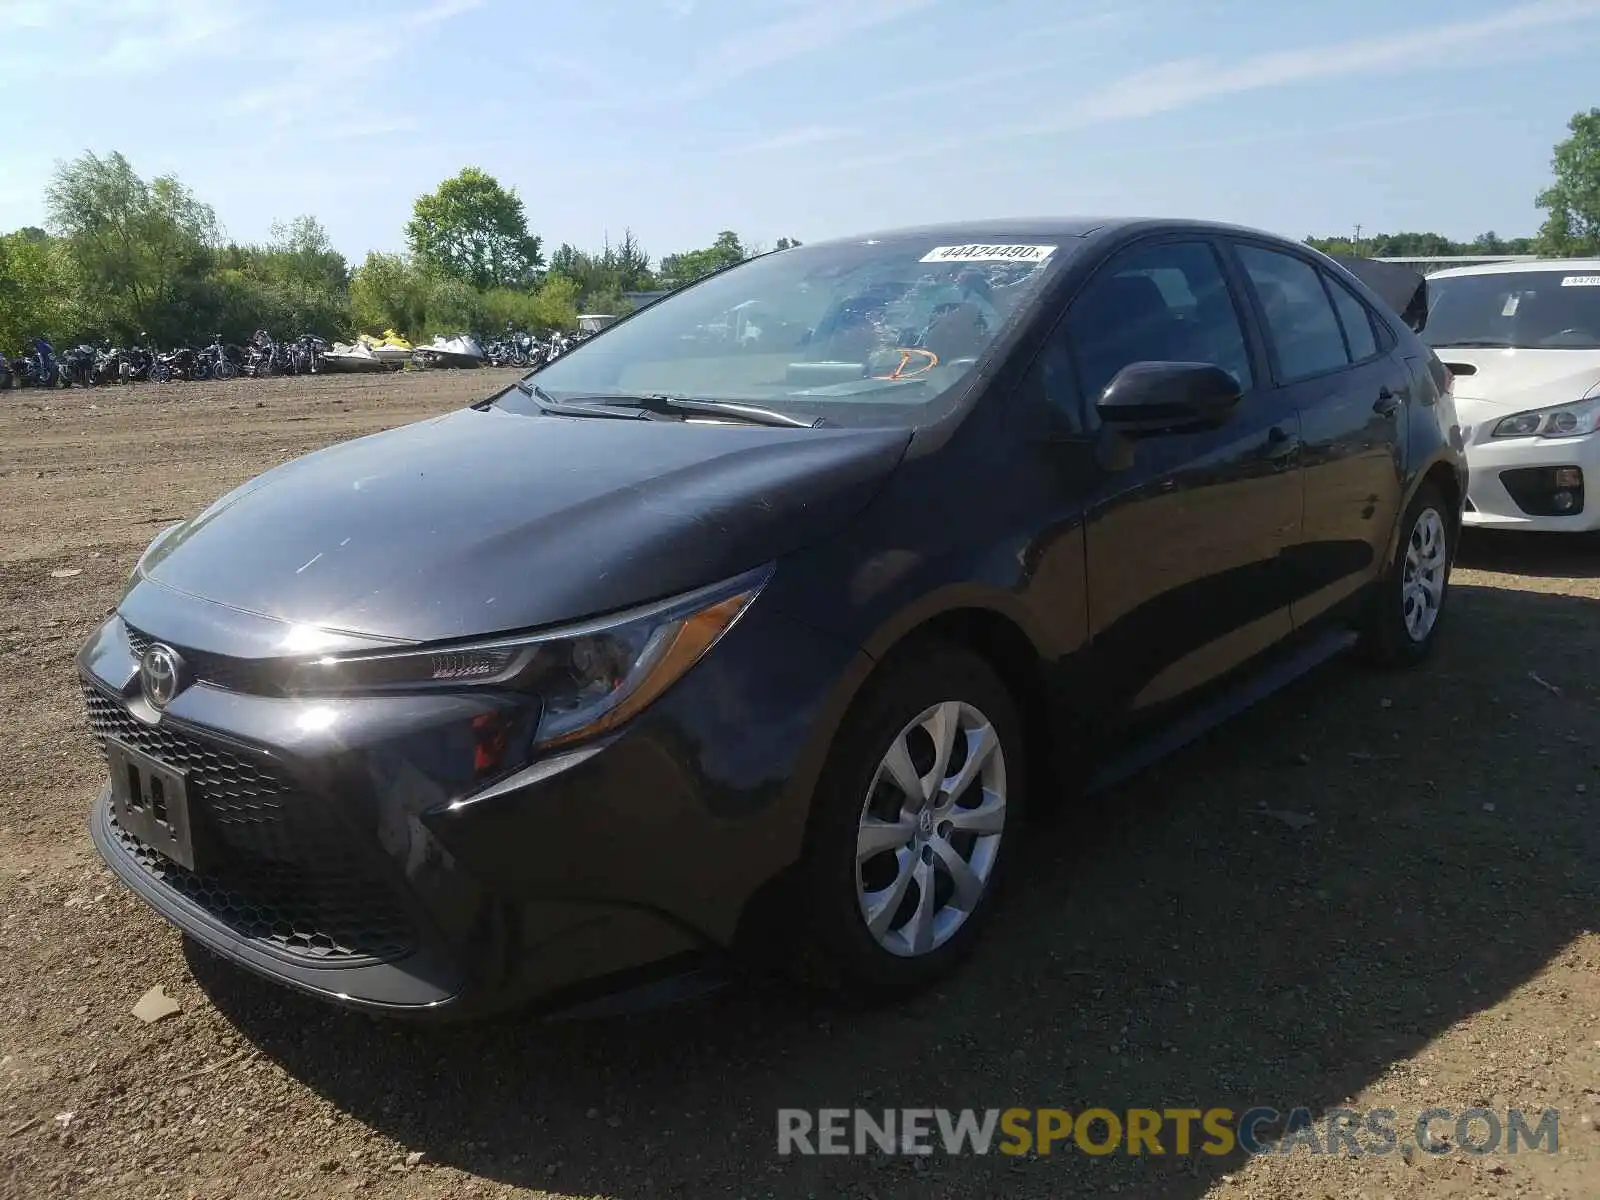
[1058,237,1304,717]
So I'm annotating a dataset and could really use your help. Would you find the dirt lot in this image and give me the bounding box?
[2,370,1600,1199]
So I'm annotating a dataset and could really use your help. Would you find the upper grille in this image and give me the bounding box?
[83,685,416,963]
[124,623,277,696]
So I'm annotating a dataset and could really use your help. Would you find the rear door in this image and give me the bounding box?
[1058,236,1304,716]
[1225,241,1408,628]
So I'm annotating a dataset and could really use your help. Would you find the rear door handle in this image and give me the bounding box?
[1373,387,1400,416]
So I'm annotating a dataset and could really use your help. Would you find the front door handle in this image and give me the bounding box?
[1374,387,1400,416]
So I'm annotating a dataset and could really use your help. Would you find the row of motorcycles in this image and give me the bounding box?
[5,326,593,388]
[480,328,575,368]
[2,333,330,389]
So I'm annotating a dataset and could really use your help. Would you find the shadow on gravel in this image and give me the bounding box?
[1457,528,1600,578]
[192,582,1600,1199]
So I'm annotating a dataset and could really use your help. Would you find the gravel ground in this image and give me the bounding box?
[2,371,1599,1199]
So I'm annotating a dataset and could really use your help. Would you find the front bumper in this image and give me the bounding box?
[80,587,869,1017]
[1461,426,1600,532]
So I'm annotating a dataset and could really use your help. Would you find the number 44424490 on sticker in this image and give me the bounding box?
[921,244,1057,264]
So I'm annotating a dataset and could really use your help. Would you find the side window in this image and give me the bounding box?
[1033,334,1088,435]
[1235,245,1351,382]
[1066,240,1253,405]
[1325,272,1379,362]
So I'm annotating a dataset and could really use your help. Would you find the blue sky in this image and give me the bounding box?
[1,0,1597,262]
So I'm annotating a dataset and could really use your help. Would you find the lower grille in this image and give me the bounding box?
[83,685,416,963]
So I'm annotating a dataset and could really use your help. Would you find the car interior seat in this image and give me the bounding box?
[1073,273,1180,395]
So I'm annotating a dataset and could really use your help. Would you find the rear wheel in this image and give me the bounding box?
[1362,482,1453,666]
[792,642,1025,999]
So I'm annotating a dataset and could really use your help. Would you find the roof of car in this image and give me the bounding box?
[807,217,1293,246]
[1429,258,1600,279]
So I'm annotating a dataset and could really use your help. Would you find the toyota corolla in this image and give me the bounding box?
[80,219,1465,1018]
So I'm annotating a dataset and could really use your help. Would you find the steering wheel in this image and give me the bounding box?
[869,347,940,380]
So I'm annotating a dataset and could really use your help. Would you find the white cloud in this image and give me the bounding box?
[1070,0,1600,123]
[816,105,1491,175]
[711,125,856,156]
[809,0,1600,173]
[647,0,939,102]
[542,0,942,113]
[0,0,56,32]
[225,0,484,124]
[0,0,247,77]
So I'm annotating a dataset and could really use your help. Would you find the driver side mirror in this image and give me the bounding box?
[1095,361,1242,435]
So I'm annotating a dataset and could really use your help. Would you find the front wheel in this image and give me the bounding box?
[212,359,238,380]
[791,642,1025,999]
[1361,482,1454,667]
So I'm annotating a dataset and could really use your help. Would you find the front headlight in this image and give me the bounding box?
[1491,397,1600,439]
[287,564,773,748]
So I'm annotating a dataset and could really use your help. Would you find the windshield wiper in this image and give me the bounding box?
[1428,339,1516,348]
[501,379,658,420]
[555,391,822,429]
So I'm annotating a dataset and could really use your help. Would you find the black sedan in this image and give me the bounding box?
[78,218,1466,1017]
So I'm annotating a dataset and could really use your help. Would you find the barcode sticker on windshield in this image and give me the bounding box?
[921,244,1057,264]
[1502,294,1521,316]
[1561,275,1600,286]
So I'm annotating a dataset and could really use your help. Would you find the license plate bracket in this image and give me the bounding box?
[106,738,199,871]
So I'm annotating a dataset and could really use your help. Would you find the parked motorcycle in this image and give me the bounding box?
[122,334,154,383]
[148,346,195,383]
[92,342,126,386]
[59,344,97,387]
[287,334,325,375]
[18,339,58,387]
[195,336,238,381]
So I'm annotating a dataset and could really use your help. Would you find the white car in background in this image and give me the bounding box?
[1425,259,1600,531]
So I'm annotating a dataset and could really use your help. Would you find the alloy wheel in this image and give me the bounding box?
[1402,506,1447,642]
[855,700,1007,958]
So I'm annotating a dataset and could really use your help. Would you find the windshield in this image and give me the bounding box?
[1424,270,1600,350]
[502,235,1073,424]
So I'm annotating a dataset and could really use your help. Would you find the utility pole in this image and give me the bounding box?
[1353,223,1363,252]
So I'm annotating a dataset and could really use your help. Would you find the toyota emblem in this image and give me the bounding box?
[140,643,185,709]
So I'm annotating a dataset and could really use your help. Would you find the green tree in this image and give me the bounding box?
[1536,108,1600,255]
[44,151,218,342]
[481,275,580,334]
[266,215,349,293]
[349,251,430,336]
[546,229,655,309]
[0,230,82,351]
[200,215,353,341]
[405,167,543,290]
[658,230,747,287]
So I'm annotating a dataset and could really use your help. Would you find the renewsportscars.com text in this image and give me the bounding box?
[776,1107,1561,1157]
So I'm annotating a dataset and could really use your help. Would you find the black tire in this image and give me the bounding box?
[1361,481,1454,667]
[791,640,1027,1000]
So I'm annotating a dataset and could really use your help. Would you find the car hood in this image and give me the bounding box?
[1431,346,1600,409]
[136,404,911,642]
